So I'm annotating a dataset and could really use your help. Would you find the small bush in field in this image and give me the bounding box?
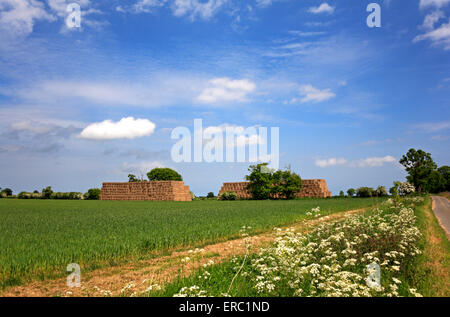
[219,191,238,201]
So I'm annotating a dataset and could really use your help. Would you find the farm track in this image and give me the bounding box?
[1,208,368,297]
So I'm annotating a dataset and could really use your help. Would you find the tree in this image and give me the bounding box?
[207,192,215,198]
[425,170,446,193]
[347,188,356,197]
[374,186,388,197]
[438,166,450,191]
[84,188,101,200]
[128,174,141,182]
[272,170,303,199]
[356,187,374,198]
[147,168,183,181]
[0,188,12,196]
[246,163,275,200]
[400,149,437,193]
[339,190,345,198]
[42,186,53,199]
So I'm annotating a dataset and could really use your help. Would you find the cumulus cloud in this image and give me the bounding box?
[0,0,55,36]
[197,78,256,104]
[295,84,335,103]
[79,117,156,140]
[315,156,396,168]
[308,3,335,14]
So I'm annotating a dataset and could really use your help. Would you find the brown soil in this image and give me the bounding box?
[0,208,366,297]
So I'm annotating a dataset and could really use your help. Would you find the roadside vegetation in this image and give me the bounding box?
[150,196,449,297]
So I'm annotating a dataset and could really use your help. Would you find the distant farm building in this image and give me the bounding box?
[218,179,332,199]
[100,181,192,201]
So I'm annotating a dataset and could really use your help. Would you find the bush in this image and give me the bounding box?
[356,187,374,198]
[398,182,415,196]
[147,168,183,181]
[18,192,31,199]
[207,192,215,198]
[339,190,345,198]
[219,191,237,201]
[50,192,83,200]
[84,188,101,200]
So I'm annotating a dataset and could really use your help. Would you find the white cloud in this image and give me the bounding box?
[171,0,227,20]
[351,156,396,167]
[419,0,450,9]
[255,0,272,8]
[414,121,450,132]
[296,84,335,103]
[131,0,167,13]
[315,158,348,168]
[308,3,335,14]
[203,124,265,147]
[316,156,396,168]
[47,0,91,17]
[420,10,445,30]
[197,77,256,103]
[0,0,55,36]
[414,19,450,50]
[13,78,202,108]
[79,117,156,140]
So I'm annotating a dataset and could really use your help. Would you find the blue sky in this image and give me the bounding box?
[0,0,449,196]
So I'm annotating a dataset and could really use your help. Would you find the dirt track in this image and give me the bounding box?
[1,208,366,297]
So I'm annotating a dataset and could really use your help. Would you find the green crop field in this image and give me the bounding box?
[0,198,381,288]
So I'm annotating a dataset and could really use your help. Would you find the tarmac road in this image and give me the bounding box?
[432,195,450,238]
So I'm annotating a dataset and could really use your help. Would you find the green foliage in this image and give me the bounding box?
[347,188,356,197]
[437,166,450,191]
[272,170,303,200]
[84,188,101,200]
[50,192,83,200]
[0,198,381,288]
[339,190,345,197]
[245,164,303,200]
[207,192,215,198]
[356,187,374,198]
[245,163,274,200]
[0,188,13,197]
[147,168,183,181]
[400,149,437,193]
[128,174,141,182]
[374,186,388,197]
[219,191,237,201]
[41,186,53,199]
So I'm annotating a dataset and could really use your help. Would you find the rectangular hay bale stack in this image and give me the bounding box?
[100,181,192,201]
[218,179,332,199]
